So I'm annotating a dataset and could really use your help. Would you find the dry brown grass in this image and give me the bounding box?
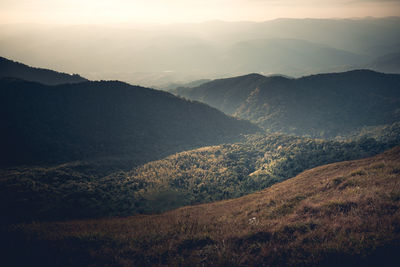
[4,147,400,266]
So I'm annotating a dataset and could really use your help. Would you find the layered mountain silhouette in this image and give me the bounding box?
[0,56,87,85]
[174,70,400,138]
[1,17,399,86]
[0,78,258,166]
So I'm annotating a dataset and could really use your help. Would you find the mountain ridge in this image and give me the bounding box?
[0,56,87,85]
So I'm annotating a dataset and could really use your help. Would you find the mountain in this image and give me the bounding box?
[0,56,87,85]
[0,78,258,166]
[3,146,400,266]
[174,70,400,138]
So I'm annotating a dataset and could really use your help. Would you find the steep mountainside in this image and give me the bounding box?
[4,146,400,266]
[0,78,258,166]
[174,70,400,138]
[0,56,87,85]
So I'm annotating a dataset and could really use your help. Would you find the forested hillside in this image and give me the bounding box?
[174,70,400,138]
[0,78,258,166]
[2,133,397,223]
[0,57,87,85]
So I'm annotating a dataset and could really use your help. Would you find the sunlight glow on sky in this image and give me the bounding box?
[1,0,400,24]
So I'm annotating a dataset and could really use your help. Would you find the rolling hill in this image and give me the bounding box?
[1,133,397,223]
[174,70,400,138]
[0,56,87,85]
[0,78,258,167]
[3,146,400,266]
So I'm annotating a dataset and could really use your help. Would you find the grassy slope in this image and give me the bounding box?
[4,147,400,266]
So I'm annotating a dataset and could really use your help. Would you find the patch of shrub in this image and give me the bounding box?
[322,201,358,215]
[350,169,367,176]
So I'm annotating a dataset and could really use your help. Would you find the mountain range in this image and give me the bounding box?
[1,56,400,266]
[1,17,399,87]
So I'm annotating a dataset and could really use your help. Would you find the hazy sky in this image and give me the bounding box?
[1,0,400,24]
